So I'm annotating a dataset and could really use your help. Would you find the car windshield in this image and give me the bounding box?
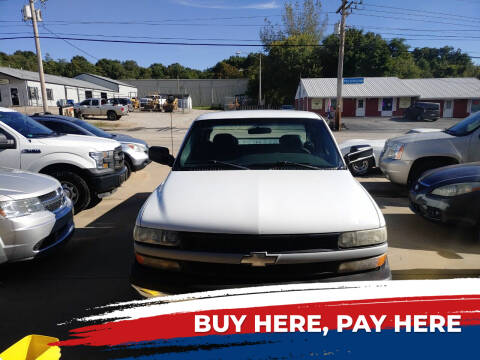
[445,111,480,136]
[72,118,111,138]
[0,111,56,138]
[174,118,344,171]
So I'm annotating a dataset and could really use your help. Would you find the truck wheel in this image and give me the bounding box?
[49,170,91,213]
[416,114,424,121]
[124,159,132,179]
[407,159,455,189]
[107,111,117,121]
[85,195,102,209]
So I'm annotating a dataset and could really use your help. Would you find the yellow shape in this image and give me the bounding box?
[0,335,61,360]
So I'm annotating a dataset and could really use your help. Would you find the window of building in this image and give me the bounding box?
[101,92,107,99]
[28,86,39,100]
[382,98,393,111]
[85,90,93,99]
[46,88,54,101]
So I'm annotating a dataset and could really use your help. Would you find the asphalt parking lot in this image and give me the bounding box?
[1,110,478,352]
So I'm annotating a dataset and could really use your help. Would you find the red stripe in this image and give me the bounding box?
[54,295,480,347]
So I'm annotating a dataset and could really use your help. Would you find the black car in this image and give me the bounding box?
[409,163,480,237]
[31,114,150,178]
[404,102,440,121]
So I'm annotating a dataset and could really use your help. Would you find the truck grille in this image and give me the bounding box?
[178,232,340,254]
[39,188,64,212]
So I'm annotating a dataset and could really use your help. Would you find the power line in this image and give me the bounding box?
[40,25,99,61]
[362,3,479,21]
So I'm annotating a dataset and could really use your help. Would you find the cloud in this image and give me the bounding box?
[174,0,280,10]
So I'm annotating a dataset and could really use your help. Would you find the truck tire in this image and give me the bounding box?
[124,158,132,179]
[107,111,117,121]
[48,170,91,213]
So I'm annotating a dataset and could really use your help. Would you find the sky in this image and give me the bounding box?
[0,0,479,70]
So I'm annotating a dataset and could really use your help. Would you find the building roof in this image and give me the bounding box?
[78,73,134,87]
[0,67,112,91]
[298,77,419,99]
[297,76,480,100]
[402,78,480,99]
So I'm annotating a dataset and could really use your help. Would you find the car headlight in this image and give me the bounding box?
[122,143,146,153]
[338,227,387,248]
[89,151,112,169]
[133,225,180,247]
[384,143,405,160]
[431,182,480,197]
[0,197,45,219]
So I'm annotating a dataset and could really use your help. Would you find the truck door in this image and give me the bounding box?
[0,126,21,169]
[91,99,101,116]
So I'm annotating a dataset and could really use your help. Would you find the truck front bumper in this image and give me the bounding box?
[379,158,412,185]
[125,149,151,171]
[85,166,128,196]
[0,199,74,263]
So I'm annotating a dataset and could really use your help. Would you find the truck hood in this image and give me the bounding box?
[0,167,60,201]
[32,134,121,151]
[389,130,454,145]
[110,133,148,147]
[138,170,384,234]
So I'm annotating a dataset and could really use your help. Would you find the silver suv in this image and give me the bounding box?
[380,111,480,187]
[0,167,74,263]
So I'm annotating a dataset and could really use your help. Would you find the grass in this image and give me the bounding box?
[88,120,123,129]
[193,105,223,110]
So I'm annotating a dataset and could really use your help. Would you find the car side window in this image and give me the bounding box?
[80,100,90,106]
[43,121,84,135]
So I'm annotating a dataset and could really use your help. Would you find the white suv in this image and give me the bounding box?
[133,111,389,283]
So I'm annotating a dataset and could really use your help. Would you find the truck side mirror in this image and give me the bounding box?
[345,145,374,165]
[0,133,15,149]
[149,146,175,167]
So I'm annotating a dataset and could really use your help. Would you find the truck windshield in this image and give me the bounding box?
[174,118,344,171]
[445,111,480,136]
[0,111,55,138]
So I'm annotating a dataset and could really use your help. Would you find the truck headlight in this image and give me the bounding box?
[133,225,180,247]
[384,143,405,160]
[0,197,45,219]
[431,182,480,197]
[122,143,146,153]
[338,227,387,248]
[89,151,112,169]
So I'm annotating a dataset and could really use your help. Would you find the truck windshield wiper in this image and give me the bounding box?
[207,160,249,169]
[259,161,326,170]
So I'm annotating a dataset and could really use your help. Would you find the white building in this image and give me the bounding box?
[0,66,117,109]
[75,73,138,98]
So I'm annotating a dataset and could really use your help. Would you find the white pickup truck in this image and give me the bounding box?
[74,98,127,121]
[0,107,127,213]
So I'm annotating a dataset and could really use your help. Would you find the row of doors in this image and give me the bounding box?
[352,98,454,117]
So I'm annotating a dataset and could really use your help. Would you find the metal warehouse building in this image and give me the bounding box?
[295,77,480,118]
[74,73,138,99]
[0,66,120,111]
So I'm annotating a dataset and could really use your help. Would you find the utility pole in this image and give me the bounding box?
[334,0,361,130]
[258,53,262,107]
[29,0,48,113]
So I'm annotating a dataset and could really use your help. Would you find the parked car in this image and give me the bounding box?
[339,129,441,176]
[0,108,127,213]
[31,114,150,178]
[380,111,480,187]
[0,167,74,264]
[108,98,133,112]
[74,98,127,121]
[404,102,440,121]
[133,110,390,282]
[409,163,480,239]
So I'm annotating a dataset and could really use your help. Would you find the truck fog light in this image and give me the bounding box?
[133,225,181,247]
[338,254,387,273]
[136,253,181,271]
[338,227,387,248]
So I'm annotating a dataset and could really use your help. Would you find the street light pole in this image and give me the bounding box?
[29,0,48,113]
[258,53,262,107]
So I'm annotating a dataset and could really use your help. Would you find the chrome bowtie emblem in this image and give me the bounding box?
[241,252,278,267]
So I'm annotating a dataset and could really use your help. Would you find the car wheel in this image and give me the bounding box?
[48,170,91,213]
[350,159,370,176]
[124,159,132,179]
[107,111,117,121]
